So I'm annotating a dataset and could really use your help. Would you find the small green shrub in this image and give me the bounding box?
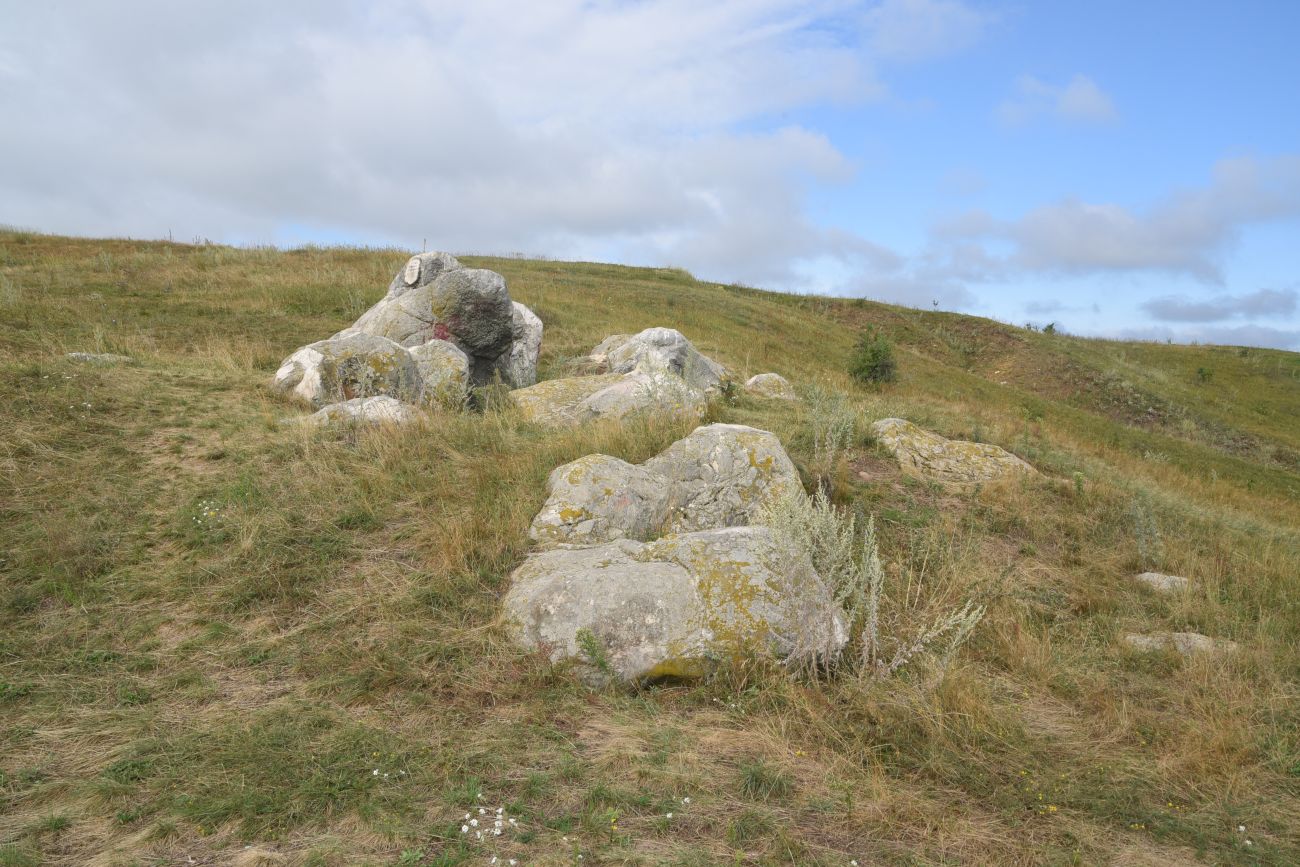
[849,327,897,384]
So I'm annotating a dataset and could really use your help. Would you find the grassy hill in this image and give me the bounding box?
[1,229,1298,866]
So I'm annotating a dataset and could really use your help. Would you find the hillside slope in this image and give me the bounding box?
[2,230,1298,866]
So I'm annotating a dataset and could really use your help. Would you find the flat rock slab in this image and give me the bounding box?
[530,423,800,548]
[871,417,1036,489]
[304,395,420,427]
[1134,572,1190,594]
[503,526,847,683]
[66,352,133,365]
[1122,631,1237,656]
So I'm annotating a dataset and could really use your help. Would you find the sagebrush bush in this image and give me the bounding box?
[849,326,897,384]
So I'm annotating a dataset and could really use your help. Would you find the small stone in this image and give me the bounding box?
[743,372,797,400]
[1121,631,1238,656]
[1134,572,1190,594]
[302,395,419,427]
[66,352,133,365]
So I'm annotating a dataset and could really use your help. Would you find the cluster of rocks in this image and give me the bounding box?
[1124,571,1238,657]
[271,252,543,424]
[503,423,846,682]
[870,417,1037,489]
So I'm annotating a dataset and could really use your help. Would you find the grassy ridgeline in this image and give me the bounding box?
[1,230,1298,865]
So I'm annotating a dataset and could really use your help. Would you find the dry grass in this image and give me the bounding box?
[2,229,1298,865]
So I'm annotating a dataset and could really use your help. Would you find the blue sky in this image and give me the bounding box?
[2,1,1298,346]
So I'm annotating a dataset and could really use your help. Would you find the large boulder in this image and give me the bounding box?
[511,370,706,428]
[870,418,1036,489]
[272,332,420,408]
[384,251,463,300]
[598,327,727,393]
[744,373,797,401]
[502,527,847,682]
[409,339,469,409]
[305,395,419,427]
[494,301,543,388]
[529,424,798,548]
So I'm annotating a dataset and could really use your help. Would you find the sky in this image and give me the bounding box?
[2,1,1298,348]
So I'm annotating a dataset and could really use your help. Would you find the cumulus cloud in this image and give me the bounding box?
[0,0,989,291]
[998,74,1118,126]
[1141,288,1297,322]
[935,156,1300,282]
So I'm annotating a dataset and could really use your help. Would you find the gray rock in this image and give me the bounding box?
[529,424,800,548]
[305,395,419,427]
[601,327,727,393]
[1134,572,1190,594]
[408,339,469,409]
[383,251,462,301]
[645,423,801,535]
[271,331,419,408]
[512,369,706,428]
[744,372,797,401]
[495,301,543,388]
[502,526,847,682]
[429,268,514,381]
[1121,631,1237,656]
[66,352,133,365]
[871,417,1037,490]
[350,284,444,348]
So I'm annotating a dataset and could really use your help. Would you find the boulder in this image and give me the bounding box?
[495,301,543,388]
[1134,572,1190,594]
[66,351,133,365]
[870,418,1036,489]
[1121,631,1237,656]
[744,372,797,401]
[305,395,419,427]
[511,370,706,428]
[349,283,444,348]
[529,424,798,548]
[383,251,462,300]
[600,327,727,393]
[408,339,469,409]
[502,527,847,682]
[272,332,420,408]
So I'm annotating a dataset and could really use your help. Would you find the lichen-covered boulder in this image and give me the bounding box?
[744,373,797,401]
[1134,572,1190,594]
[384,251,463,300]
[272,332,419,408]
[511,370,706,428]
[305,395,419,427]
[495,301,543,388]
[1121,631,1237,656]
[409,339,469,409]
[350,283,443,348]
[645,424,801,535]
[870,418,1036,489]
[600,327,727,393]
[502,527,847,682]
[529,455,669,548]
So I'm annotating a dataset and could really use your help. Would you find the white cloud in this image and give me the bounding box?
[998,74,1117,126]
[934,156,1300,282]
[864,0,991,62]
[1141,288,1297,322]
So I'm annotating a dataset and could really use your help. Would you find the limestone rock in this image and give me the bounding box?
[871,418,1036,489]
[1134,572,1190,594]
[645,423,801,535]
[588,333,633,367]
[495,301,543,388]
[744,372,797,401]
[350,283,444,348]
[304,396,419,427]
[272,332,419,408]
[529,455,669,548]
[408,339,469,409]
[1122,631,1237,656]
[601,327,727,393]
[502,527,847,682]
[512,370,705,428]
[384,251,462,301]
[66,352,133,365]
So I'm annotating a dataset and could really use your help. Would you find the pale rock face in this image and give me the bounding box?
[601,327,727,393]
[1122,631,1237,656]
[305,395,419,426]
[1134,572,1190,594]
[529,454,669,548]
[511,370,706,428]
[272,332,420,408]
[502,527,847,682]
[350,283,444,348]
[871,417,1037,489]
[408,339,469,409]
[645,423,801,535]
[495,301,543,388]
[383,251,462,300]
[744,372,797,401]
[66,352,133,365]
